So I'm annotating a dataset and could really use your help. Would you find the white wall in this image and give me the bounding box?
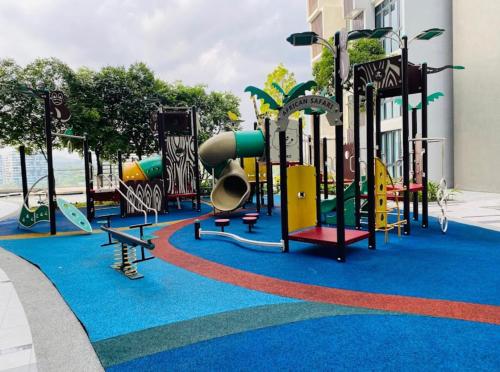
[402,0,454,184]
[453,0,500,192]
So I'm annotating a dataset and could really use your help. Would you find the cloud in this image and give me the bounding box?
[0,0,313,129]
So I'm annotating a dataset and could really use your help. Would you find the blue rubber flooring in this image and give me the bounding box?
[107,314,500,371]
[171,210,500,305]
[0,227,296,341]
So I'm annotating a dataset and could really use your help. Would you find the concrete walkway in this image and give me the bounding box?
[0,249,103,372]
[428,190,500,231]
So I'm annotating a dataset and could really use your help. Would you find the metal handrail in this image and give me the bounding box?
[98,174,158,225]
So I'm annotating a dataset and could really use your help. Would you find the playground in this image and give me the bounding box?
[0,19,499,372]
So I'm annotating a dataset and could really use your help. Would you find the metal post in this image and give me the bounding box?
[334,31,346,261]
[43,93,56,235]
[83,137,94,221]
[323,137,328,200]
[375,95,382,158]
[366,84,376,250]
[158,113,169,213]
[308,135,312,165]
[192,107,202,211]
[313,113,321,227]
[298,117,304,165]
[264,117,273,214]
[279,130,289,253]
[19,145,29,207]
[254,122,261,213]
[118,151,126,217]
[411,107,419,221]
[353,67,361,229]
[421,63,429,228]
[401,36,411,235]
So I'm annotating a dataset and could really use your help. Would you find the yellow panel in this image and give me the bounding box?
[243,158,267,182]
[243,158,256,182]
[287,165,316,232]
[122,161,147,181]
[375,158,388,229]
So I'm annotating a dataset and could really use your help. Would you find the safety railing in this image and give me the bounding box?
[98,174,158,225]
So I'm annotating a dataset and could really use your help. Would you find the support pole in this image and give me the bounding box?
[83,137,94,221]
[313,113,321,227]
[323,137,328,200]
[279,129,289,252]
[158,113,169,213]
[308,135,312,165]
[298,117,304,165]
[118,151,126,217]
[192,107,202,211]
[19,145,28,207]
[366,84,376,250]
[254,122,261,213]
[353,67,361,229]
[375,95,382,158]
[401,36,411,235]
[421,63,429,228]
[264,117,273,214]
[411,107,419,221]
[334,31,346,261]
[43,93,56,235]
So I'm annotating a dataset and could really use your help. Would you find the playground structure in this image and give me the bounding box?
[14,102,202,234]
[120,107,201,214]
[196,27,461,261]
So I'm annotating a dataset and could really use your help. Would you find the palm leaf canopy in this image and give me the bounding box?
[244,86,280,110]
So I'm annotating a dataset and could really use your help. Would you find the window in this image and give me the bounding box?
[311,12,323,58]
[381,129,402,179]
[380,97,401,121]
[375,0,400,53]
[351,11,364,31]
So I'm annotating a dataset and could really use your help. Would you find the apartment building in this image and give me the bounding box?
[0,149,47,189]
[306,0,456,187]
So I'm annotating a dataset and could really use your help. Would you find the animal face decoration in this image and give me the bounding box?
[272,126,299,150]
[49,90,71,122]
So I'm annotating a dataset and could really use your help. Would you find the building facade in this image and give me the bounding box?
[452,0,500,192]
[0,149,47,190]
[307,0,459,188]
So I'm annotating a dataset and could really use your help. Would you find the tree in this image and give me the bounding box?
[0,58,241,159]
[312,38,386,93]
[261,63,297,119]
[0,58,75,156]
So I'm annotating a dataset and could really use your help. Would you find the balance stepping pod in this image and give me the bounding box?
[242,216,257,232]
[215,219,230,232]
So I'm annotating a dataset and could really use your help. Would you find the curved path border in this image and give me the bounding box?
[153,215,500,325]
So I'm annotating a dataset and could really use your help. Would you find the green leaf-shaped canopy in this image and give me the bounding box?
[244,86,280,110]
[284,80,317,104]
[271,82,286,98]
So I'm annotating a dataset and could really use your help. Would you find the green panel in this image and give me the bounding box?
[18,204,50,228]
[325,198,357,226]
[234,130,265,158]
[137,156,163,180]
[57,198,92,233]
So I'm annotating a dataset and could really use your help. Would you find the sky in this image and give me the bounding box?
[0,0,313,132]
